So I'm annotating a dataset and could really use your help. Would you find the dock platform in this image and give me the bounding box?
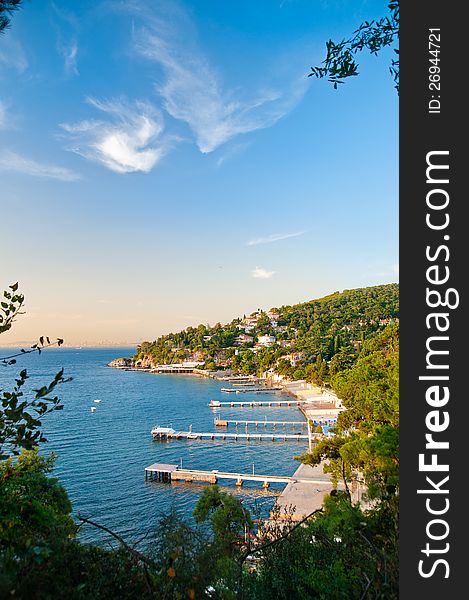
[220,387,282,393]
[150,426,309,442]
[214,418,307,428]
[209,399,302,408]
[145,463,331,489]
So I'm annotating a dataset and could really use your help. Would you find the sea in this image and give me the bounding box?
[0,347,309,547]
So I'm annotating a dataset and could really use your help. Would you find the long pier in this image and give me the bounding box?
[215,418,307,428]
[220,387,282,393]
[151,426,309,442]
[218,376,258,382]
[209,399,302,408]
[144,463,327,488]
[145,463,340,489]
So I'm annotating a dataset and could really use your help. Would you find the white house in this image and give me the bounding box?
[257,334,276,347]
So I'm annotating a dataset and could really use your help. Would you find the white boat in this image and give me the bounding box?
[93,399,101,403]
[91,406,96,412]
[151,426,176,437]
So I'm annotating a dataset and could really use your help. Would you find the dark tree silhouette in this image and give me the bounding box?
[310,1,399,93]
[0,0,22,34]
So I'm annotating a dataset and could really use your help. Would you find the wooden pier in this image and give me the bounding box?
[145,463,293,488]
[151,426,309,442]
[145,463,340,489]
[218,376,258,382]
[209,399,302,408]
[214,418,307,428]
[220,387,282,393]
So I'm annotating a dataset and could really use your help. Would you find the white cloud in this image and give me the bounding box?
[61,97,168,173]
[0,150,80,181]
[251,266,275,279]
[247,231,305,246]
[130,1,308,153]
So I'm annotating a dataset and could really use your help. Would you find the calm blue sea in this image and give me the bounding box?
[0,348,308,546]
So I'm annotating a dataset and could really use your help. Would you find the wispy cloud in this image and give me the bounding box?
[58,38,79,75]
[61,97,168,173]
[247,231,305,246]
[216,141,251,167]
[51,1,80,75]
[0,150,80,181]
[0,101,6,128]
[128,1,308,153]
[0,36,28,72]
[251,266,275,279]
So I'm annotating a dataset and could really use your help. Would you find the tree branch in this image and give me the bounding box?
[239,508,323,565]
[76,514,156,595]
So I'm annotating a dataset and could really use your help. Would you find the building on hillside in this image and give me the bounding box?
[235,334,254,345]
[243,316,258,327]
[257,334,276,347]
[280,352,304,366]
[278,339,292,348]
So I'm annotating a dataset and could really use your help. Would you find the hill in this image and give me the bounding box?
[134,283,399,385]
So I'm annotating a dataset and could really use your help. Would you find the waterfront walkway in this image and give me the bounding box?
[274,463,344,520]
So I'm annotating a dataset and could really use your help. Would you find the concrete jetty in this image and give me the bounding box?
[273,463,344,520]
[209,399,302,408]
[144,463,336,490]
[214,418,307,428]
[220,386,282,393]
[150,426,309,442]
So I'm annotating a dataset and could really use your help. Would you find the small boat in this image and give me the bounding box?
[93,399,101,403]
[91,406,96,412]
[186,433,198,439]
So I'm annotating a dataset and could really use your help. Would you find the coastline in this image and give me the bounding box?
[108,359,346,520]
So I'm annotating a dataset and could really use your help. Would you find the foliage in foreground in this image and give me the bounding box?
[1,458,398,599]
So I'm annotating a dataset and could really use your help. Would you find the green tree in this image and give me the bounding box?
[1,284,69,460]
[193,485,253,552]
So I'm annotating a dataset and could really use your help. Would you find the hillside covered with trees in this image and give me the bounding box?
[134,283,399,386]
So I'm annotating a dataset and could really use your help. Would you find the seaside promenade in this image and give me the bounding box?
[274,462,344,520]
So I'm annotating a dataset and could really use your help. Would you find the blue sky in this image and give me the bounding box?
[0,0,398,345]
